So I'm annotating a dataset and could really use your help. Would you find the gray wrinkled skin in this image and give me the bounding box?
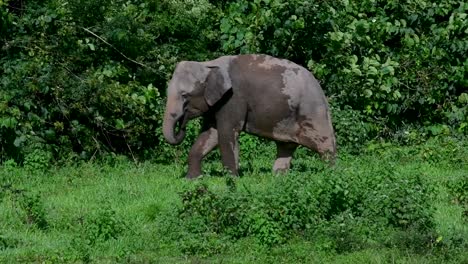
[162,54,336,179]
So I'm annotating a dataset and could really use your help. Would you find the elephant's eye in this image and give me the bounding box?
[181,92,189,99]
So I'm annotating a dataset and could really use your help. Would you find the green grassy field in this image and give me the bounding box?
[1,137,467,263]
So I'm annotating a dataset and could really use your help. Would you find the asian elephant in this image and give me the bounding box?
[162,54,336,179]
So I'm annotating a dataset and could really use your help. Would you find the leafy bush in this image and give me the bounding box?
[66,204,129,261]
[220,0,310,58]
[23,148,53,172]
[444,93,468,134]
[221,0,468,135]
[178,231,230,257]
[173,162,436,251]
[82,205,127,244]
[417,136,468,165]
[314,0,467,126]
[311,213,379,253]
[0,0,219,162]
[324,162,435,230]
[331,105,379,151]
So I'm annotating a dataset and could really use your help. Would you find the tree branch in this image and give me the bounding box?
[81,27,149,69]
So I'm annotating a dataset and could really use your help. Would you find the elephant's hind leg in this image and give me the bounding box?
[273,142,298,173]
[187,127,218,179]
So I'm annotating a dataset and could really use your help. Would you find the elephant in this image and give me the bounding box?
[162,54,336,179]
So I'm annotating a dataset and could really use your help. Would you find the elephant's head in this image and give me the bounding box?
[162,59,232,145]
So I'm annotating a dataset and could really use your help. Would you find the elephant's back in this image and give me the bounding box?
[229,54,327,109]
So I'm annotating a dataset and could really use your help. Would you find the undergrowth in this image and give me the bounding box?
[0,137,467,263]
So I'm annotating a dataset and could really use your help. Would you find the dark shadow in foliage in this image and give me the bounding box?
[68,0,112,28]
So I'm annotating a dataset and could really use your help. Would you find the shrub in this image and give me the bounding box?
[323,162,435,230]
[82,205,127,244]
[23,148,53,172]
[178,231,230,257]
[444,93,468,135]
[0,0,220,162]
[330,105,379,152]
[174,162,436,251]
[67,204,128,261]
[221,0,468,134]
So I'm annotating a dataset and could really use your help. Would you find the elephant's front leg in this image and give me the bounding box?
[218,127,241,176]
[187,127,218,179]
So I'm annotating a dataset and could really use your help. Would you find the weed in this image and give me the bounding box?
[17,192,48,230]
[447,174,468,221]
[84,205,127,244]
[448,174,468,206]
[311,212,379,254]
[67,204,128,262]
[179,232,230,257]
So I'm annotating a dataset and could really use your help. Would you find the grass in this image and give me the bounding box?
[0,137,467,263]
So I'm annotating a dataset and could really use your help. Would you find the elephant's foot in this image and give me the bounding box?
[185,172,202,180]
[273,157,292,174]
[321,149,337,165]
[224,166,240,177]
[186,163,203,179]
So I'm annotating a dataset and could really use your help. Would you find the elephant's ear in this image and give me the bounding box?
[204,66,232,106]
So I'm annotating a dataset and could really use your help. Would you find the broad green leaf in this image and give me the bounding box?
[364,89,373,97]
[115,119,125,130]
[13,135,27,147]
[393,90,401,99]
[380,84,391,93]
[381,65,395,75]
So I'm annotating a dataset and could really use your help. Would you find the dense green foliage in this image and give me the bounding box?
[1,138,467,262]
[1,0,219,162]
[178,165,435,248]
[2,2,467,262]
[0,0,467,162]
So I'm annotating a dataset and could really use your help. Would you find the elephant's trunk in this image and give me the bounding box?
[162,97,187,145]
